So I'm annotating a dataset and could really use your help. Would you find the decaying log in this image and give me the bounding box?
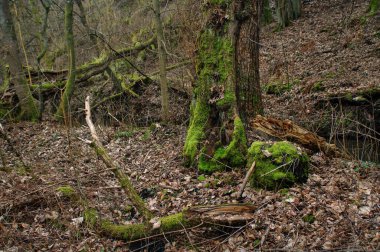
[86,204,257,241]
[251,115,350,158]
[28,36,156,84]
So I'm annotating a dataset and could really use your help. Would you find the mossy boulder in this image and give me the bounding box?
[247,141,309,190]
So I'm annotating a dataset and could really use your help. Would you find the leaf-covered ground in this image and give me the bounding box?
[0,122,379,251]
[1,0,379,251]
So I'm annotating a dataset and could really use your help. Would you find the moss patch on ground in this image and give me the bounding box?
[247,141,309,190]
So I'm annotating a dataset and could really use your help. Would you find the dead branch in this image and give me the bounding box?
[237,161,256,199]
[84,96,153,221]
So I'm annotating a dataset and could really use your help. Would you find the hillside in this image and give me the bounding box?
[0,0,379,251]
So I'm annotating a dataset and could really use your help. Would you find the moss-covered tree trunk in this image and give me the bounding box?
[0,0,40,120]
[184,0,264,173]
[56,0,75,121]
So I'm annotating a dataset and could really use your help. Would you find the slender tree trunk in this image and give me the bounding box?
[234,0,264,121]
[56,0,75,121]
[37,0,51,64]
[153,0,169,121]
[262,0,272,24]
[0,0,40,120]
[276,0,301,28]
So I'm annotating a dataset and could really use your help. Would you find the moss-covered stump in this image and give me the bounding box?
[247,141,309,190]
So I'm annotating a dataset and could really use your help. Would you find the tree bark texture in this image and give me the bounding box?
[234,0,264,121]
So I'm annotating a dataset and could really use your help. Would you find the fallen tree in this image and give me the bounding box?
[28,35,156,84]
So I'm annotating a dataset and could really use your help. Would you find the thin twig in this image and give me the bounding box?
[237,161,256,199]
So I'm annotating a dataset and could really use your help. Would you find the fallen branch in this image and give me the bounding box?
[237,161,256,199]
[28,36,156,84]
[88,204,257,241]
[251,115,350,158]
[85,96,153,221]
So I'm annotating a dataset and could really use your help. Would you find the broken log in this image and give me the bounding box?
[251,115,350,158]
[86,204,257,241]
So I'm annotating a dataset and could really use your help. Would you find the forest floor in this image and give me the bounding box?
[1,0,379,251]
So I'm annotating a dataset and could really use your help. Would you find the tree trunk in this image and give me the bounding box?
[184,1,252,173]
[0,0,40,120]
[153,0,169,121]
[262,0,272,24]
[276,0,301,28]
[56,0,75,121]
[234,0,264,121]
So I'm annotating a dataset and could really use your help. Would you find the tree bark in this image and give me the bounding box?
[154,0,169,121]
[234,0,264,121]
[56,0,75,121]
[183,1,249,173]
[276,0,301,28]
[0,0,40,120]
[36,0,51,64]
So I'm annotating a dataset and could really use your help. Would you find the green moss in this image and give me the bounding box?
[311,81,325,92]
[302,214,316,224]
[264,82,290,95]
[84,208,98,227]
[57,185,77,199]
[197,175,206,181]
[247,141,309,190]
[100,221,147,240]
[216,91,235,109]
[77,52,108,73]
[160,212,187,231]
[115,130,135,138]
[184,101,210,165]
[198,116,247,173]
[369,0,379,15]
[100,212,188,241]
